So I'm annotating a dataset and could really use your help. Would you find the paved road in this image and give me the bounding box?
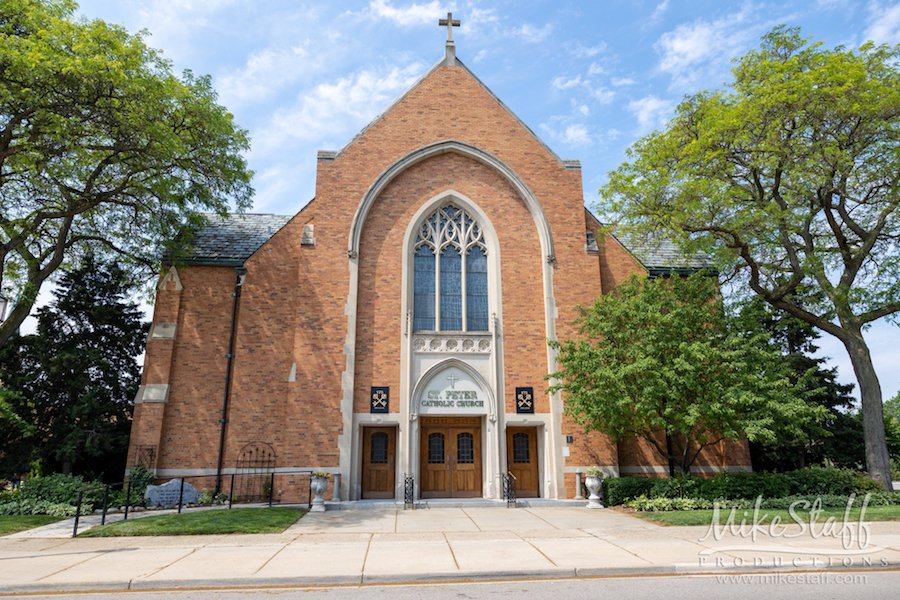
[4,573,900,600]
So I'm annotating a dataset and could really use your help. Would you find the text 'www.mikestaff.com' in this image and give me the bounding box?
[716,573,868,585]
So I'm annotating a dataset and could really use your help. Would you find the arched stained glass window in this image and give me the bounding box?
[413,204,489,332]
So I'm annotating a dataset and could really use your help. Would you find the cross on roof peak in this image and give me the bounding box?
[439,12,460,44]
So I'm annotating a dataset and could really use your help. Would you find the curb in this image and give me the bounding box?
[4,562,900,595]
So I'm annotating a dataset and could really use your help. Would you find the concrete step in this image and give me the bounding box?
[324,498,590,510]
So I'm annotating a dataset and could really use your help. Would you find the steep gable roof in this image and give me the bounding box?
[322,46,580,171]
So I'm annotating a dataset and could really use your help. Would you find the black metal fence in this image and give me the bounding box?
[71,471,331,537]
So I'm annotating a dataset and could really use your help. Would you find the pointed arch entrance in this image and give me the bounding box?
[412,360,492,498]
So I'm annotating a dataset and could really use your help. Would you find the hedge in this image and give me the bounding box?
[602,466,882,506]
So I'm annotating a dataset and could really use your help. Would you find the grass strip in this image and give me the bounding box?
[635,504,900,526]
[80,507,306,537]
[0,515,65,536]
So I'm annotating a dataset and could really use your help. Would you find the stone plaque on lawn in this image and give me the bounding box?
[144,478,200,506]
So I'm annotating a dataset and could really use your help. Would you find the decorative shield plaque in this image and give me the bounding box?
[371,387,389,413]
[516,387,534,414]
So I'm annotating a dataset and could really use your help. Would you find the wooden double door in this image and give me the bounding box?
[361,427,396,499]
[420,417,482,498]
[506,427,539,498]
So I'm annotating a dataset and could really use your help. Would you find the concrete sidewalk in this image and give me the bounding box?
[3,506,900,594]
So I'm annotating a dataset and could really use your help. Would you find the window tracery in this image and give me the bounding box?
[413,205,489,332]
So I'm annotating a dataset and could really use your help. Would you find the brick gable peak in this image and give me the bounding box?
[323,50,580,172]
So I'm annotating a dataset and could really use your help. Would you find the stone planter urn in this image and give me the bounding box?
[585,472,603,509]
[310,474,329,512]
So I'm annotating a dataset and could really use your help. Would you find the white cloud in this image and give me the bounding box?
[368,0,445,26]
[865,1,900,44]
[217,45,309,105]
[253,63,425,155]
[562,124,592,146]
[588,62,607,76]
[130,0,237,59]
[539,120,596,147]
[611,77,636,86]
[655,6,756,89]
[552,75,585,91]
[647,0,670,27]
[551,75,615,104]
[511,23,554,42]
[572,42,607,58]
[627,95,675,134]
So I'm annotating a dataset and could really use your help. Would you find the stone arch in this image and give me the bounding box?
[347,139,554,261]
[410,357,497,421]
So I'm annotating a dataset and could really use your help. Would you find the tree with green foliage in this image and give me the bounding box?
[0,255,147,480]
[548,273,825,473]
[600,27,900,489]
[884,391,900,422]
[0,0,253,348]
[736,296,858,470]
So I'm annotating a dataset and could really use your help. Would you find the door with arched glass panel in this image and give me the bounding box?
[506,427,539,497]
[362,427,396,499]
[420,417,482,498]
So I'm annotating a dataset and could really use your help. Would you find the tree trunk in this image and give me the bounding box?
[842,328,893,491]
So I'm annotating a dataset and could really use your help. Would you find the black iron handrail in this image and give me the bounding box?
[502,471,517,507]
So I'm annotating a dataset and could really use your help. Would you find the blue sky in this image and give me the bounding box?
[71,0,900,402]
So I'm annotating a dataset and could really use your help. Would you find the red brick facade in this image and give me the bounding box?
[127,49,751,503]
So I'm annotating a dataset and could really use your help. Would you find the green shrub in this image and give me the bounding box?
[126,465,156,499]
[16,474,103,507]
[649,475,702,499]
[603,477,656,505]
[782,466,881,496]
[628,495,715,511]
[0,498,89,516]
[697,471,791,500]
[602,467,880,506]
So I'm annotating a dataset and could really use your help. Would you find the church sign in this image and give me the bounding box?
[419,367,486,415]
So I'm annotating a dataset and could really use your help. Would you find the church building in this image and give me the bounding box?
[127,18,751,503]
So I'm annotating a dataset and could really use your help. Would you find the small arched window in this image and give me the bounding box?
[413,205,489,332]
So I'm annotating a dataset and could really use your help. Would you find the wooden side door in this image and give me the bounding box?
[506,427,539,498]
[420,425,452,498]
[451,426,482,497]
[362,427,396,499]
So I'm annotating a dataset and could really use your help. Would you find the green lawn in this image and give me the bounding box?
[80,507,306,537]
[0,515,64,536]
[635,504,900,526]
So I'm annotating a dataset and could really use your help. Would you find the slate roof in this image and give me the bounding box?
[184,213,293,265]
[614,233,715,275]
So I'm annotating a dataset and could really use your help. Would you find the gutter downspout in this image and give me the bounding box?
[215,266,246,494]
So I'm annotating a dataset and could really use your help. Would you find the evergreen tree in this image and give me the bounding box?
[0,255,147,480]
[739,297,900,470]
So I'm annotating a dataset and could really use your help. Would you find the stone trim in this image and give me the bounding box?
[348,140,554,261]
[564,465,620,478]
[618,465,754,475]
[134,384,170,404]
[148,323,177,340]
[158,266,183,291]
[156,467,340,477]
[412,334,492,354]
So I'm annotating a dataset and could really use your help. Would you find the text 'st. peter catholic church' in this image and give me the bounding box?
[128,15,751,502]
